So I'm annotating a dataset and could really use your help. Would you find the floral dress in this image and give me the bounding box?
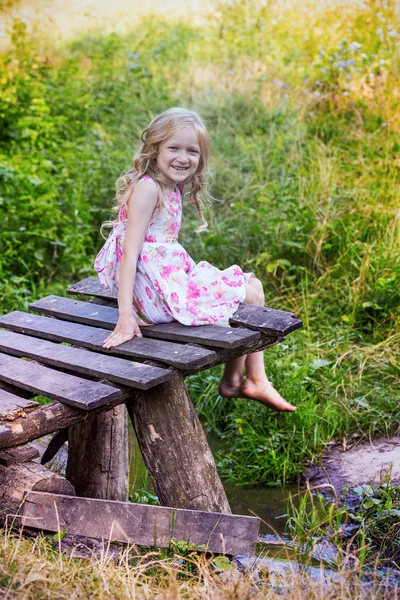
[94,176,254,326]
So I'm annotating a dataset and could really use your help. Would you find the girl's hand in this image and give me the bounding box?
[102,314,142,349]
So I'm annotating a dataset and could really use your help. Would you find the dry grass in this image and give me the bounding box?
[0,527,398,600]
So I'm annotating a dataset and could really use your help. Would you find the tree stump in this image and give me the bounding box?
[127,371,231,514]
[66,404,128,501]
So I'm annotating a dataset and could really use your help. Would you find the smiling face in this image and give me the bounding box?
[156,125,201,190]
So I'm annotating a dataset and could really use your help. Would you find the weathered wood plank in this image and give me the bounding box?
[0,312,216,371]
[0,389,132,450]
[67,277,303,337]
[0,389,38,421]
[0,352,123,410]
[230,303,302,336]
[67,276,115,300]
[0,380,36,399]
[143,321,260,348]
[21,491,260,555]
[0,444,39,466]
[0,329,172,390]
[30,295,261,349]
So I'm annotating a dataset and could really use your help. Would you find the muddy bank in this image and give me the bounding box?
[303,436,400,499]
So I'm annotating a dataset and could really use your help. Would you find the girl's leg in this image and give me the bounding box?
[219,279,297,412]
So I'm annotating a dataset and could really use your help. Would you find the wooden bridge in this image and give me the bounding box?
[0,277,302,555]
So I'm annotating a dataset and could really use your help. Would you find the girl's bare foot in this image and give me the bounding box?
[219,376,297,412]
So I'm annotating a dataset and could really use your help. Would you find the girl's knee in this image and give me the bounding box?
[245,278,264,305]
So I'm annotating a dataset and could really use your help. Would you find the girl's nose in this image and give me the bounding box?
[177,150,189,163]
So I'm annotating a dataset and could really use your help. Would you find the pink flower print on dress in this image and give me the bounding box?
[233,266,242,277]
[171,292,179,304]
[157,246,167,259]
[222,275,244,288]
[116,239,123,262]
[145,287,152,299]
[120,204,127,221]
[142,254,149,264]
[169,221,180,236]
[161,264,180,280]
[145,234,157,243]
[187,280,201,299]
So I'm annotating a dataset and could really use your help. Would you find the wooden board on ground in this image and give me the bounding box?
[0,312,216,371]
[0,389,38,421]
[21,491,260,555]
[0,329,172,390]
[0,352,123,410]
[29,296,261,349]
[0,444,39,466]
[230,303,302,336]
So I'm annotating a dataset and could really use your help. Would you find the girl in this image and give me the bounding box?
[95,107,296,412]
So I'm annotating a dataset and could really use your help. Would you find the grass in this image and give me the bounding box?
[0,525,398,599]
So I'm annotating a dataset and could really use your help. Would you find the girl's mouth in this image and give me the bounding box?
[172,166,188,171]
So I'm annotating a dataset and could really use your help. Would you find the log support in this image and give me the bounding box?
[66,404,128,501]
[127,371,231,514]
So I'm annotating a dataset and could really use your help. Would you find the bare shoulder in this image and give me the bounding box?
[127,178,158,212]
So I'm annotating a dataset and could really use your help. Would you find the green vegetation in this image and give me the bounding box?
[1,0,399,493]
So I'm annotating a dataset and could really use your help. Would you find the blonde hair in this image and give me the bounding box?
[102,107,210,237]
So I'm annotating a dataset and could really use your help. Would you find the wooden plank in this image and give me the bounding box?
[67,277,303,337]
[67,276,116,300]
[21,491,260,555]
[30,295,260,349]
[0,444,39,466]
[230,303,303,336]
[0,389,38,421]
[0,390,133,450]
[0,352,123,410]
[143,321,260,349]
[0,312,216,370]
[0,329,172,391]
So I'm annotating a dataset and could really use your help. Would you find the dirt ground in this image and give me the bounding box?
[303,436,400,498]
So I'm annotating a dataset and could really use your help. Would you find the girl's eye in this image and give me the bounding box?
[168,146,178,150]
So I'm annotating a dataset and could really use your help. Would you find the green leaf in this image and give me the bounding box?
[211,555,233,571]
[53,529,66,542]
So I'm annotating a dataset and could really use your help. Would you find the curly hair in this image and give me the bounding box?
[101,107,211,237]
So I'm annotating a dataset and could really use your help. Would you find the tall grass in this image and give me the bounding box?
[0,0,399,487]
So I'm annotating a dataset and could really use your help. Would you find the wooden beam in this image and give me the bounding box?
[127,371,231,514]
[66,277,303,337]
[0,312,216,371]
[0,329,173,390]
[0,389,132,450]
[67,405,129,502]
[0,444,39,466]
[0,352,123,410]
[29,296,261,349]
[0,389,38,421]
[230,303,302,336]
[21,491,260,555]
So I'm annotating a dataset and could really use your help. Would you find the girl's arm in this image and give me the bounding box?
[102,180,158,349]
